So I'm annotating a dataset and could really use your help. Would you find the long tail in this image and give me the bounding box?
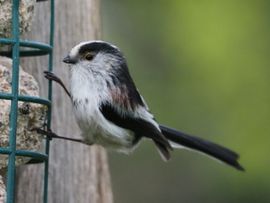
[159,125,244,171]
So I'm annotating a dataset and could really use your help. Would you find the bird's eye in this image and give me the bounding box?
[84,52,95,61]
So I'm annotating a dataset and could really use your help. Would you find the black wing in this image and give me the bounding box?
[99,102,172,160]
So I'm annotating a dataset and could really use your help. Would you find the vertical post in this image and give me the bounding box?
[43,0,54,202]
[6,0,20,202]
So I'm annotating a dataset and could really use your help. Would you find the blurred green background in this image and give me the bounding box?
[100,1,270,202]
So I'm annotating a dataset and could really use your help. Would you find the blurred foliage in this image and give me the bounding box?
[101,0,270,203]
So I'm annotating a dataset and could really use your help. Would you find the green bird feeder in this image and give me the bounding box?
[0,0,54,202]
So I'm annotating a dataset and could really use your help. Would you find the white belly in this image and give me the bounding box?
[73,100,137,153]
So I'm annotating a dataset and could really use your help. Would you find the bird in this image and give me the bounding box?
[44,40,243,171]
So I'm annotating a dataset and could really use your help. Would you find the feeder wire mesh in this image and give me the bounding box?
[0,0,54,202]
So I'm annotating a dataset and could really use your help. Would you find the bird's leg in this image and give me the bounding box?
[31,127,86,144]
[44,71,72,99]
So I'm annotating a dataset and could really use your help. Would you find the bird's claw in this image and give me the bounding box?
[44,71,61,83]
[31,127,56,140]
[43,71,72,98]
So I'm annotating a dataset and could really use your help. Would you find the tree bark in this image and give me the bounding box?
[15,1,113,202]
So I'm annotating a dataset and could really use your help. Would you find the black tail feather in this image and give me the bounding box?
[160,125,244,171]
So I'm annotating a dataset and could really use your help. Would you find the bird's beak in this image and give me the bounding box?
[63,55,77,64]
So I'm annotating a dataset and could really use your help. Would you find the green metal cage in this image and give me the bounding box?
[0,0,54,202]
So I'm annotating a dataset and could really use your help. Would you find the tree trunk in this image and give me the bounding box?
[15,1,113,202]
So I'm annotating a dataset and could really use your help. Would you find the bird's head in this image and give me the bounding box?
[63,41,139,106]
[63,40,125,72]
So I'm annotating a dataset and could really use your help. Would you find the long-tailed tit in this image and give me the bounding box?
[45,41,243,170]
